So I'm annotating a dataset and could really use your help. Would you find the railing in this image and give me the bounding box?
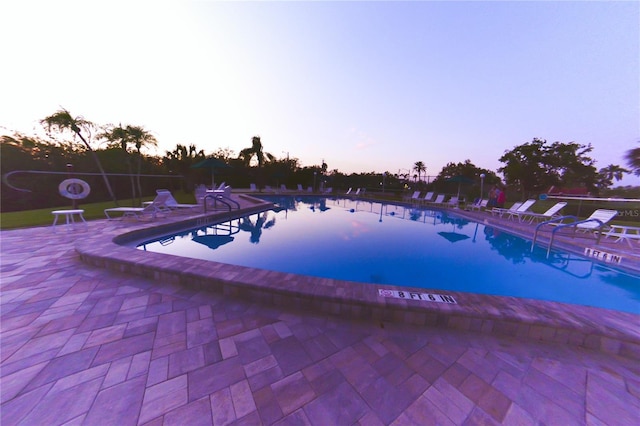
[203,194,240,213]
[531,215,605,257]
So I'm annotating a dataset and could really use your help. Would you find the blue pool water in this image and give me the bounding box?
[137,196,640,313]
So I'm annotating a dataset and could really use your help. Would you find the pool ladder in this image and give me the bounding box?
[203,194,240,213]
[531,215,604,257]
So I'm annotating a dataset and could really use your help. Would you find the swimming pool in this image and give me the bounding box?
[137,196,640,313]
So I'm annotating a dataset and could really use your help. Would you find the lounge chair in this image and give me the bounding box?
[468,199,488,211]
[155,189,200,213]
[419,192,435,204]
[516,201,567,223]
[491,201,523,218]
[279,184,288,193]
[603,224,640,248]
[404,190,420,202]
[504,199,537,220]
[104,192,171,220]
[446,196,459,208]
[532,209,619,255]
[426,194,445,206]
[297,184,304,192]
[249,183,257,192]
[346,187,353,195]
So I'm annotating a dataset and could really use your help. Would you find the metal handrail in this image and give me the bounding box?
[531,215,605,257]
[531,215,577,252]
[203,194,240,213]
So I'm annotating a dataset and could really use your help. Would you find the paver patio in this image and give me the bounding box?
[1,199,639,425]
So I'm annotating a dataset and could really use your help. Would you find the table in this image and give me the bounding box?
[51,209,87,232]
[604,225,640,248]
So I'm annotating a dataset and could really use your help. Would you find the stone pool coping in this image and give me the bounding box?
[76,196,640,360]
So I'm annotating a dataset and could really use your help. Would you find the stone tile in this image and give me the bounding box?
[147,355,169,387]
[188,357,245,401]
[187,317,218,348]
[0,383,53,425]
[168,346,205,378]
[0,361,48,403]
[128,350,152,379]
[92,332,155,365]
[271,336,313,376]
[271,371,316,415]
[210,387,236,426]
[254,384,284,425]
[274,408,312,426]
[139,374,189,424]
[361,376,415,424]
[400,394,457,426]
[163,396,213,426]
[102,355,132,388]
[24,346,100,391]
[84,376,146,426]
[231,379,257,418]
[236,335,272,365]
[84,323,127,348]
[156,311,187,338]
[21,377,102,425]
[301,381,367,425]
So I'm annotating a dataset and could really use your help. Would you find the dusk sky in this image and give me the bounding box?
[2,1,638,185]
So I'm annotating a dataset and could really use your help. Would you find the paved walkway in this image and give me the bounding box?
[2,210,640,425]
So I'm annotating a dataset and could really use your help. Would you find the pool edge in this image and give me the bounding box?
[75,202,640,360]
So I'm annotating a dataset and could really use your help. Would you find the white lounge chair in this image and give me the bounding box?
[104,192,171,220]
[576,209,619,233]
[468,199,488,211]
[491,201,523,218]
[404,190,420,202]
[446,196,459,208]
[297,184,304,192]
[279,184,288,193]
[504,199,537,220]
[603,224,640,247]
[155,189,200,213]
[249,183,257,192]
[419,192,435,204]
[517,201,567,223]
[426,194,445,206]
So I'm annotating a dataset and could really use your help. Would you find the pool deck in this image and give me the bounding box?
[1,195,639,425]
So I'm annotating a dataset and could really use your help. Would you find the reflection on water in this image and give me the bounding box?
[136,196,640,313]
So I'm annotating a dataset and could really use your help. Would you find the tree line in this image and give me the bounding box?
[1,108,638,212]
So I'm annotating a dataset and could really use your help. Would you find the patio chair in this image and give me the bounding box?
[297,184,304,192]
[468,199,488,211]
[155,189,200,213]
[279,184,289,193]
[446,196,459,208]
[533,209,619,255]
[104,191,171,220]
[603,224,640,248]
[516,201,567,223]
[504,199,537,220]
[426,194,446,206]
[419,192,435,204]
[249,183,257,192]
[491,201,523,218]
[403,190,420,202]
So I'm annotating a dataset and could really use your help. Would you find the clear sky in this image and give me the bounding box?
[2,1,638,185]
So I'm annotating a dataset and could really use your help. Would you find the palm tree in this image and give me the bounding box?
[41,108,117,204]
[240,136,274,189]
[413,161,426,184]
[625,145,640,176]
[98,124,137,201]
[163,144,205,192]
[126,125,157,203]
[597,164,629,189]
[239,136,274,168]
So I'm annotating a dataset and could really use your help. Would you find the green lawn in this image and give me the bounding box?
[0,191,197,230]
